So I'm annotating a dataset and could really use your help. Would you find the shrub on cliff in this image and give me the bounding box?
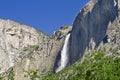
[42,50,120,80]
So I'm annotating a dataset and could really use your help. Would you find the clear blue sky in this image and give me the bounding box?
[0,0,89,34]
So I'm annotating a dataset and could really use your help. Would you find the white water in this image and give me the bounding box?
[55,33,71,73]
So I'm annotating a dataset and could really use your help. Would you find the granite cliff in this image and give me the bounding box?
[54,0,120,72]
[0,19,71,79]
[0,0,120,80]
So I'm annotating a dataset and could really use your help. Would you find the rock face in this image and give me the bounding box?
[0,19,71,79]
[13,25,72,80]
[0,0,120,79]
[69,0,120,64]
[0,19,40,73]
[54,0,120,72]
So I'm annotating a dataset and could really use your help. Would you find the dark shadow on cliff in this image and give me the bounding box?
[69,0,118,64]
[53,48,62,73]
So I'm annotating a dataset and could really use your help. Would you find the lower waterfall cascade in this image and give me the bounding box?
[55,33,71,73]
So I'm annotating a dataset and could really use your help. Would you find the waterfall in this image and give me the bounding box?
[55,33,71,73]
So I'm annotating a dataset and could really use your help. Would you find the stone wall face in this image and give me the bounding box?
[0,19,71,79]
[69,0,119,64]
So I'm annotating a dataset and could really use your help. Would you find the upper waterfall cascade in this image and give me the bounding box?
[55,33,71,73]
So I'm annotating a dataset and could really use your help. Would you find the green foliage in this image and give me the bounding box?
[42,50,120,80]
[41,68,47,73]
[0,68,15,80]
[0,50,119,80]
[23,45,39,51]
[8,68,15,80]
[23,46,29,51]
[37,30,44,35]
[24,69,40,80]
[29,45,39,51]
[0,74,3,80]
[37,30,50,36]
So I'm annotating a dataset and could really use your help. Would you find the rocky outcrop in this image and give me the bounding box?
[69,0,119,64]
[0,19,40,73]
[49,0,120,73]
[0,19,71,79]
[13,25,72,80]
